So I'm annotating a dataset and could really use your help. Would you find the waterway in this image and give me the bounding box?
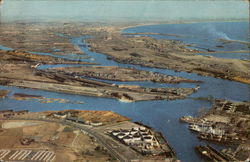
[0,21,249,161]
[123,22,250,59]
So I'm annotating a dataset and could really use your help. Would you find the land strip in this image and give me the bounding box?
[0,90,9,99]
[0,50,198,102]
[0,50,93,65]
[87,30,250,84]
[48,66,199,83]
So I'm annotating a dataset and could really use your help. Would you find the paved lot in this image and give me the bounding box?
[0,149,55,162]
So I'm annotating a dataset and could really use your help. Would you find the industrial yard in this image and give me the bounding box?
[0,109,177,161]
[180,99,250,161]
[108,127,173,158]
[93,121,176,161]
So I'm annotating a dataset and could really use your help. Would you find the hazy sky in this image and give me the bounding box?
[0,0,249,22]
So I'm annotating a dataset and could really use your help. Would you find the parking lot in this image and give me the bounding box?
[0,149,55,161]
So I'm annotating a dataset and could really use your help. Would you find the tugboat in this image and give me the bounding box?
[194,85,200,91]
[207,48,215,52]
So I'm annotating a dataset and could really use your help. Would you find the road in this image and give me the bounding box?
[0,117,128,162]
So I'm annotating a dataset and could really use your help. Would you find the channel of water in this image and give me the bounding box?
[0,23,249,161]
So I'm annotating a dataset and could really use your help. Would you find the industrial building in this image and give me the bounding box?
[109,127,163,155]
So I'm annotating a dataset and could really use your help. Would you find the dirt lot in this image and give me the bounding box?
[46,110,130,124]
[2,121,41,129]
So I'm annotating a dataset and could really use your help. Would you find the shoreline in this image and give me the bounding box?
[117,19,249,33]
[2,18,248,27]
